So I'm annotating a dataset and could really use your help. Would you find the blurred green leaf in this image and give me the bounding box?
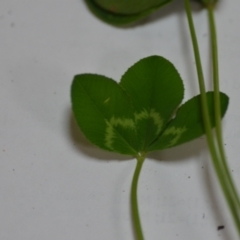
[199,0,218,6]
[85,0,172,25]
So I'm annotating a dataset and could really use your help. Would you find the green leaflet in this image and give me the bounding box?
[71,56,229,156]
[147,92,229,151]
[85,0,172,25]
[120,56,184,150]
[71,74,139,155]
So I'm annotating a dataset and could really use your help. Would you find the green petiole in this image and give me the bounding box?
[131,153,146,240]
[207,3,240,234]
[207,3,240,210]
[184,0,240,236]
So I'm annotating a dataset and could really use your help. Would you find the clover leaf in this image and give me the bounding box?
[71,55,228,156]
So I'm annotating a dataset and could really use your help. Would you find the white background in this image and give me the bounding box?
[1,0,240,239]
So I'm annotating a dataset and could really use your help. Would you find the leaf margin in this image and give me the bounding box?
[147,91,229,152]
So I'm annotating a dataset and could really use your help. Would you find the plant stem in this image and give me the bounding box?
[207,5,221,151]
[184,0,240,236]
[207,3,240,207]
[207,2,240,229]
[131,153,146,240]
[184,0,219,170]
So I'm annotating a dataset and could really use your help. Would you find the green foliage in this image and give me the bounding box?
[71,56,229,156]
[199,0,218,7]
[93,0,171,14]
[148,92,228,151]
[84,0,172,25]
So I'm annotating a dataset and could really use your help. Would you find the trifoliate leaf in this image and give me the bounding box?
[71,55,229,156]
[71,56,183,155]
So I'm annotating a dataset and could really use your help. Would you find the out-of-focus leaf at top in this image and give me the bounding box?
[85,0,173,25]
[198,0,218,6]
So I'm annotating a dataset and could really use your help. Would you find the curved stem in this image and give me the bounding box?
[207,6,221,145]
[207,3,240,229]
[207,4,240,207]
[131,153,146,240]
[184,0,218,165]
[184,0,240,235]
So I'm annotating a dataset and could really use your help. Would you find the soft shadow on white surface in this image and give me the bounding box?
[148,137,207,162]
[8,60,68,133]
